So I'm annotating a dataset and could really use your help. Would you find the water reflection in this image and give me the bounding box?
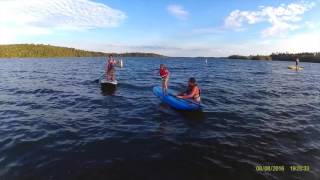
[101,84,117,96]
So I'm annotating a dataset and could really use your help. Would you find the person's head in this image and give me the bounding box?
[160,64,165,69]
[108,54,113,59]
[188,77,196,86]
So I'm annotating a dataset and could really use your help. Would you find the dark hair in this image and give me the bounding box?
[109,54,113,57]
[189,77,196,83]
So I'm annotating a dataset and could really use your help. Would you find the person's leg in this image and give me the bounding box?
[111,70,115,81]
[106,70,110,80]
[112,72,116,81]
[164,77,169,94]
[161,79,165,92]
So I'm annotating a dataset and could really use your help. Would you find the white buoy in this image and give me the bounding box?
[205,58,208,64]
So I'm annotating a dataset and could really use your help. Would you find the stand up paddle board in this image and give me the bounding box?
[288,65,303,70]
[100,79,118,85]
[153,86,201,111]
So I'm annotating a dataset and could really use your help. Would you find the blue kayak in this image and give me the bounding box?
[153,86,201,111]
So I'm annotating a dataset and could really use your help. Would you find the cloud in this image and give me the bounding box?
[304,21,318,29]
[0,0,126,42]
[167,4,189,20]
[224,2,315,37]
[0,26,52,44]
[214,30,320,56]
[271,30,320,53]
[225,10,263,28]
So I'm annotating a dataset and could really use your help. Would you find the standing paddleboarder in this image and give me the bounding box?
[159,64,170,94]
[295,57,300,68]
[106,55,117,81]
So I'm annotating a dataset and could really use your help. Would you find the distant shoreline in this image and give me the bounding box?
[0,44,165,58]
[1,44,319,63]
[228,53,320,63]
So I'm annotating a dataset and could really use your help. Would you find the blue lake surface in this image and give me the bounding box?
[0,57,319,180]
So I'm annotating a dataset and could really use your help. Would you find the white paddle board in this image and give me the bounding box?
[100,79,118,85]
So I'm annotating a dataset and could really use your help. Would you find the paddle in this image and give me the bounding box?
[99,74,105,80]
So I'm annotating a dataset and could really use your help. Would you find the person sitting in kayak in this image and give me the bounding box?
[159,64,170,94]
[106,55,117,81]
[177,77,201,103]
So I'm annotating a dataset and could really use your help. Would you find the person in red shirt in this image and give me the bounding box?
[159,64,170,94]
[177,77,201,103]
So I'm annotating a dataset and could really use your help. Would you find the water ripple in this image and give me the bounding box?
[0,58,319,180]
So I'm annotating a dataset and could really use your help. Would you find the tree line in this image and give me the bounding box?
[0,44,164,58]
[228,52,320,63]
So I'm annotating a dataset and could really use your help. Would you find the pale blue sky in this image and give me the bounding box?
[0,0,319,56]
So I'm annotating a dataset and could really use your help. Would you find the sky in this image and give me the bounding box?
[0,0,320,57]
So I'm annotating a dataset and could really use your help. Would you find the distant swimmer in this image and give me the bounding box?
[177,77,201,103]
[159,64,170,94]
[106,55,117,81]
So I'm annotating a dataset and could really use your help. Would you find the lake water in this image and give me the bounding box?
[0,57,319,180]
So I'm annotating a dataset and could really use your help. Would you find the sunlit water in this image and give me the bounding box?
[0,57,319,180]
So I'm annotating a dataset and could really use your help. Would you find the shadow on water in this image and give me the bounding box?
[159,103,205,122]
[93,79,100,83]
[100,84,117,96]
[178,109,205,122]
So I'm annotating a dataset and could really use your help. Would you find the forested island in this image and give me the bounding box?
[0,44,164,58]
[228,53,320,63]
[2,44,319,62]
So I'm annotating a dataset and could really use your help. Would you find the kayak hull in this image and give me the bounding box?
[153,86,201,111]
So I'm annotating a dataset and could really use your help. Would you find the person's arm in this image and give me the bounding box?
[177,88,196,99]
[177,92,184,96]
[177,88,186,96]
